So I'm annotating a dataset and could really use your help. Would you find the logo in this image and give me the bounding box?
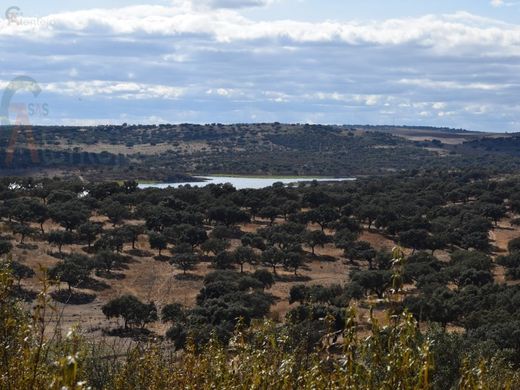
[0,76,43,165]
[5,6,21,24]
[4,6,55,27]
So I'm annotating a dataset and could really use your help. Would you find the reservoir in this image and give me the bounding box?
[139,176,355,190]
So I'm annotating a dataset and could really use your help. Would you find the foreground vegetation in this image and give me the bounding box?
[2,259,520,389]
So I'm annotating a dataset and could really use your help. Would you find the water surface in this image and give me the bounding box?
[139,176,355,190]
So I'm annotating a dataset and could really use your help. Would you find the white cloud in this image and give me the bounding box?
[0,4,519,131]
[490,0,520,7]
[198,0,275,9]
[43,81,185,100]
[2,7,520,57]
[398,79,509,91]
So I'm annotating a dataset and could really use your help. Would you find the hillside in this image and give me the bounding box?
[0,124,517,181]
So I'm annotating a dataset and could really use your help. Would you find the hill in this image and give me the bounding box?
[0,123,517,181]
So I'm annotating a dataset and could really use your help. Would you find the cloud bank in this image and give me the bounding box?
[0,3,519,131]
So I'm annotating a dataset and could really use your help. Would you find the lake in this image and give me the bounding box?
[139,176,355,190]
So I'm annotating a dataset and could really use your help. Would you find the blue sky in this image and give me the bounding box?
[1,0,519,131]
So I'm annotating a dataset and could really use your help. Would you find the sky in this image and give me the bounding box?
[0,0,519,131]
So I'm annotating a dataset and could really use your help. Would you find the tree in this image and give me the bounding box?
[233,246,257,273]
[102,295,158,330]
[284,249,306,275]
[252,269,274,289]
[374,250,393,270]
[303,230,330,255]
[201,238,230,257]
[399,229,430,254]
[78,222,103,248]
[11,261,35,288]
[29,200,49,234]
[122,180,138,194]
[497,253,520,269]
[47,230,75,253]
[281,201,300,220]
[170,247,199,275]
[6,198,36,225]
[344,241,376,268]
[49,200,90,231]
[88,182,121,201]
[11,198,49,233]
[478,203,506,226]
[47,190,77,204]
[49,258,92,293]
[165,224,208,250]
[120,225,144,249]
[358,205,380,230]
[426,234,446,255]
[258,207,281,225]
[351,270,392,299]
[404,288,457,329]
[148,232,167,256]
[213,251,235,270]
[0,240,13,256]
[302,190,331,208]
[207,206,250,227]
[162,303,185,323]
[11,223,37,244]
[101,201,130,226]
[453,268,493,287]
[94,250,126,274]
[334,229,359,251]
[259,223,304,251]
[508,238,520,254]
[241,233,266,251]
[445,250,493,287]
[305,206,339,231]
[289,284,308,304]
[262,246,285,275]
[94,231,124,253]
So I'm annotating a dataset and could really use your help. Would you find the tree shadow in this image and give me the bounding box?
[491,245,506,254]
[154,255,170,262]
[112,263,130,271]
[47,251,68,260]
[78,277,111,291]
[127,249,153,257]
[95,270,126,280]
[496,225,515,231]
[174,273,203,281]
[81,246,96,254]
[51,290,96,305]
[275,274,312,282]
[307,254,337,262]
[120,254,138,264]
[17,243,38,250]
[103,327,154,341]
[11,286,38,302]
